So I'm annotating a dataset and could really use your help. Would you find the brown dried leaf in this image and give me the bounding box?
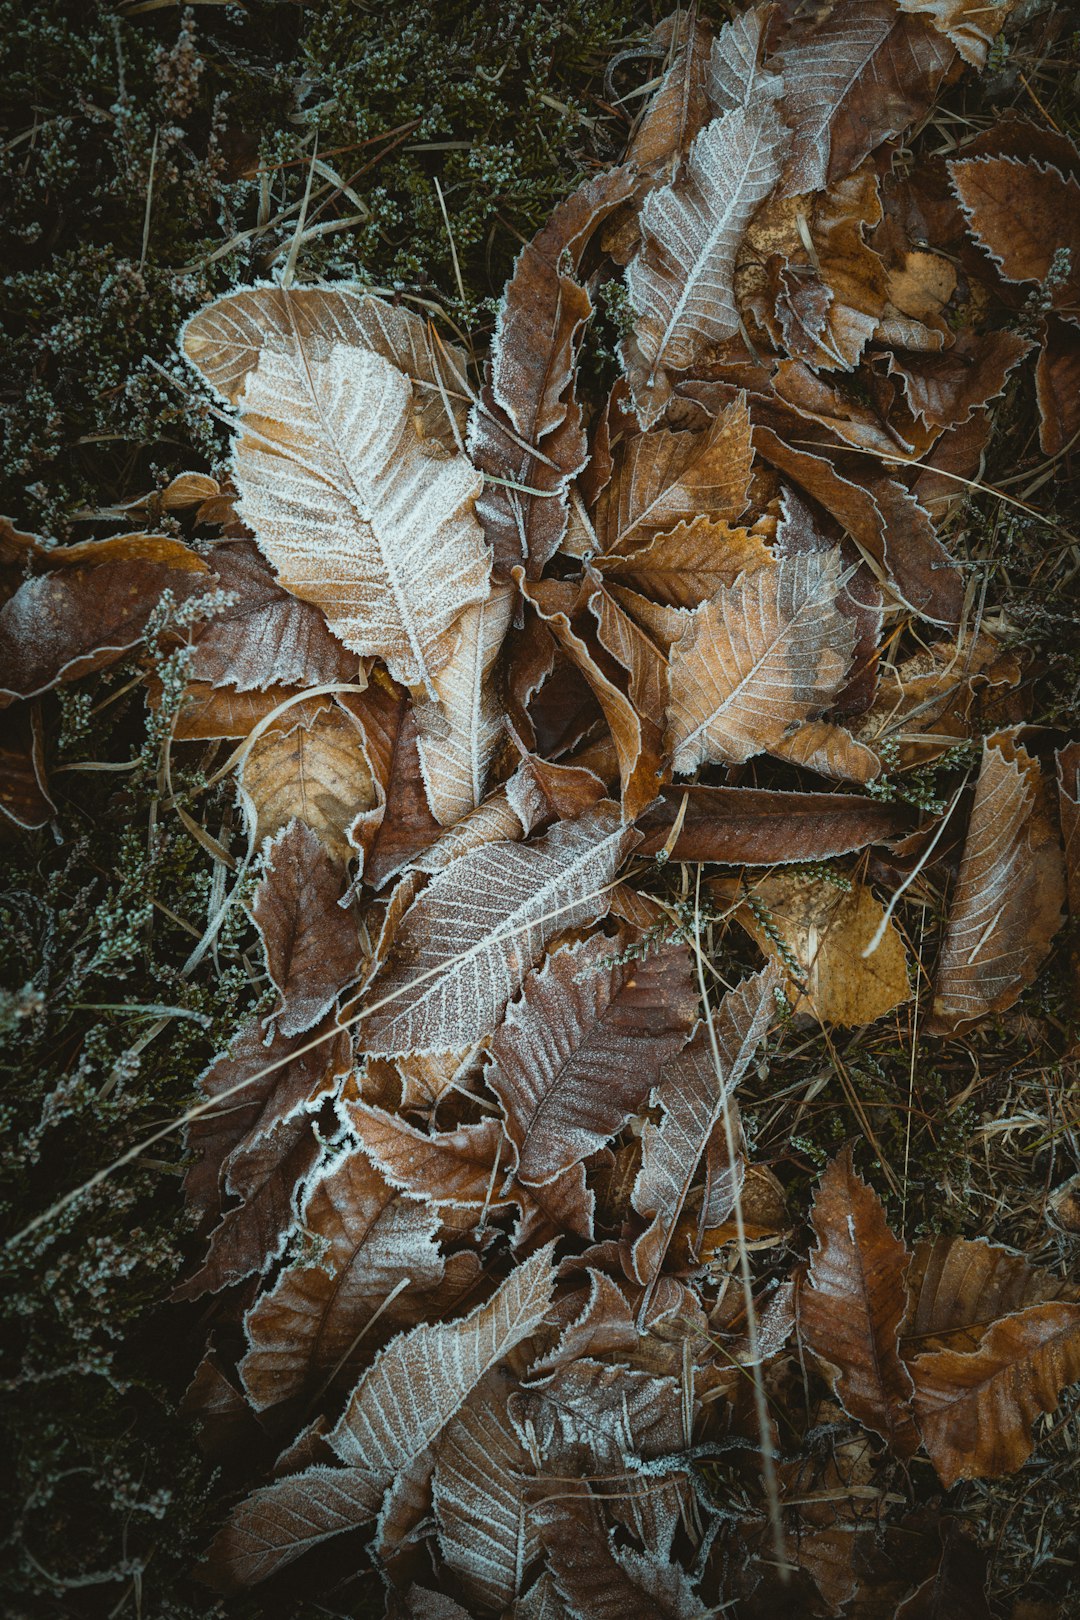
[485,929,698,1186]
[431,1368,539,1613]
[884,329,1034,431]
[928,732,1064,1035]
[228,337,490,694]
[733,871,911,1027]
[361,804,637,1055]
[631,965,779,1288]
[666,549,856,773]
[909,1302,1080,1486]
[799,1147,919,1455]
[327,1243,556,1484]
[469,166,636,574]
[202,1463,381,1589]
[774,0,957,197]
[238,697,378,866]
[636,784,908,863]
[902,1236,1073,1355]
[251,820,363,1037]
[239,1147,443,1409]
[534,1490,701,1620]
[1036,316,1080,457]
[624,26,788,421]
[950,156,1080,320]
[597,515,774,607]
[0,702,55,830]
[414,581,514,826]
[0,535,210,705]
[593,393,754,557]
[192,542,360,691]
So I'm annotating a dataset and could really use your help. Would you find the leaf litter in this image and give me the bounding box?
[4,1,1080,1614]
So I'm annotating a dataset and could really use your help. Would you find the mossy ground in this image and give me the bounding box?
[1,3,1078,1616]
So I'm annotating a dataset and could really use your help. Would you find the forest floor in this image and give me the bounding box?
[1,2,1079,1618]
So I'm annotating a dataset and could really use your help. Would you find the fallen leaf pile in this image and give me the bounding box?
[4,2,1079,1613]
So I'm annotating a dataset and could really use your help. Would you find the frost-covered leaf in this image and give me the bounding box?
[240,1147,443,1409]
[666,550,856,774]
[625,84,789,416]
[193,542,360,691]
[251,820,363,1037]
[361,805,637,1055]
[469,167,636,573]
[928,732,1064,1034]
[328,1242,556,1482]
[431,1369,538,1612]
[799,1146,919,1456]
[230,341,490,694]
[485,930,697,1186]
[899,0,1015,67]
[534,1490,701,1620]
[631,965,779,1288]
[598,515,773,607]
[950,155,1080,319]
[415,581,514,826]
[775,0,956,197]
[182,284,470,448]
[593,394,754,557]
[202,1464,381,1589]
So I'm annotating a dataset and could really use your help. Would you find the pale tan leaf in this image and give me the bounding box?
[910,1302,1080,1486]
[597,515,773,608]
[625,43,788,418]
[361,805,637,1056]
[485,930,698,1186]
[733,872,910,1027]
[928,732,1065,1035]
[232,341,491,694]
[593,393,754,557]
[238,699,378,865]
[327,1243,557,1482]
[799,1147,919,1456]
[182,284,469,448]
[240,1148,443,1409]
[415,581,514,826]
[666,550,856,774]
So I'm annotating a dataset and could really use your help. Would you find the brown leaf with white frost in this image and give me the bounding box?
[631,965,779,1290]
[485,929,697,1186]
[361,804,637,1055]
[239,1147,443,1409]
[928,732,1064,1035]
[182,284,470,448]
[229,338,490,695]
[666,549,856,774]
[415,581,514,827]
